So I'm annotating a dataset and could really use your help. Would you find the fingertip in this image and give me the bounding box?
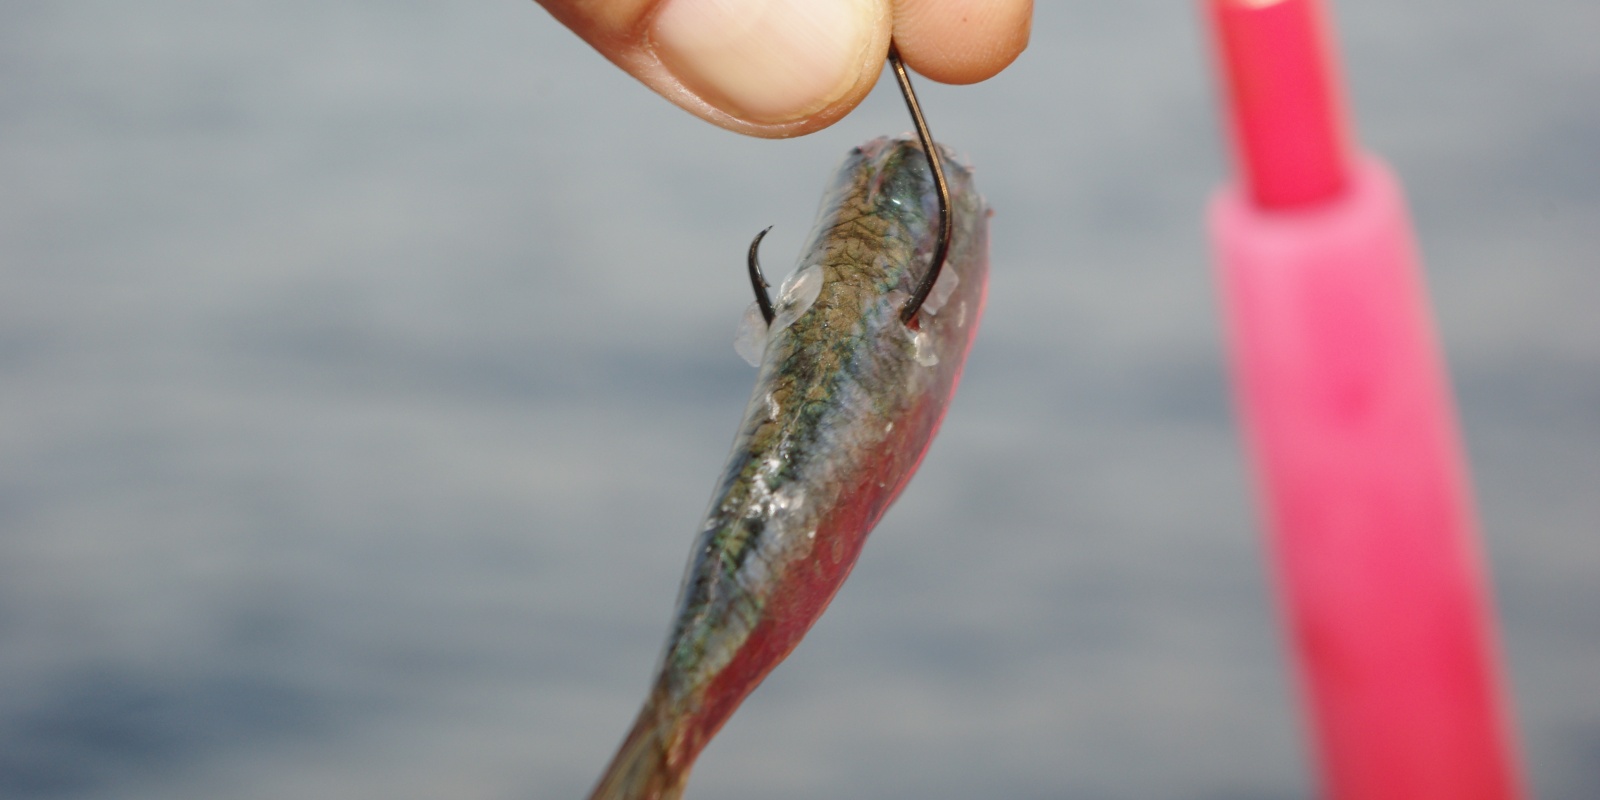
[537,0,907,137]
[648,72,883,139]
[650,0,890,128]
[892,0,1032,85]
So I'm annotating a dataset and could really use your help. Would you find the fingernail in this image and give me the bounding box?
[651,0,873,125]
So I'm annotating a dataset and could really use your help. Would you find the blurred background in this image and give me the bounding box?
[2,1,1596,798]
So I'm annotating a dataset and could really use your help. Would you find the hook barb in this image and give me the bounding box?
[888,43,953,326]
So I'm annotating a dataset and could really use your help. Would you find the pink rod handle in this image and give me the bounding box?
[1210,158,1524,800]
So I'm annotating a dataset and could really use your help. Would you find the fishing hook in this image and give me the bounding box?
[747,225,776,325]
[744,42,952,327]
[888,43,953,326]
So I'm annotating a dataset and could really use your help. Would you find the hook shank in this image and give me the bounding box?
[888,44,953,326]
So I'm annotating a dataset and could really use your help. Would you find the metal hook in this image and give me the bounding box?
[889,43,952,325]
[742,42,951,328]
[747,226,775,325]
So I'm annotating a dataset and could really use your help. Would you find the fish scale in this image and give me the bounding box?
[590,135,989,800]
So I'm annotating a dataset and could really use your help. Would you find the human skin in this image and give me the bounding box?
[535,0,1032,138]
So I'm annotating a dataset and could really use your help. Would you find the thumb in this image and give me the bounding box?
[537,0,890,137]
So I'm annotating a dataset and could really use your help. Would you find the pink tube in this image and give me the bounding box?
[1209,157,1524,800]
[1207,0,1350,208]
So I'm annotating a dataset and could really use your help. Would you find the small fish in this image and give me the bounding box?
[590,135,989,800]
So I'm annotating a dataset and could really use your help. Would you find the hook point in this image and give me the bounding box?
[747,226,776,325]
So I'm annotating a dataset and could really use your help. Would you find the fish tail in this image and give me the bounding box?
[588,699,689,800]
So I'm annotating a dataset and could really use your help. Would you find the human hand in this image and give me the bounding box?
[536,0,1032,138]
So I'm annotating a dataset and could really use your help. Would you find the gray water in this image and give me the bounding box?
[3,2,1597,798]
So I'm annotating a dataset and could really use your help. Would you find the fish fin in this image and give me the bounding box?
[588,700,689,800]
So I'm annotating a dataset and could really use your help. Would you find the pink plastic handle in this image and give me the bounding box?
[1204,1,1526,797]
[1210,160,1524,799]
[1207,0,1351,208]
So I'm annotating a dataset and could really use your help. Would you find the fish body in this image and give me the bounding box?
[591,136,990,800]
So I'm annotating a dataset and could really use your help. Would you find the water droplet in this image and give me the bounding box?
[734,302,767,366]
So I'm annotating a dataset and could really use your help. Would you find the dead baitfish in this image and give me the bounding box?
[589,132,990,800]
